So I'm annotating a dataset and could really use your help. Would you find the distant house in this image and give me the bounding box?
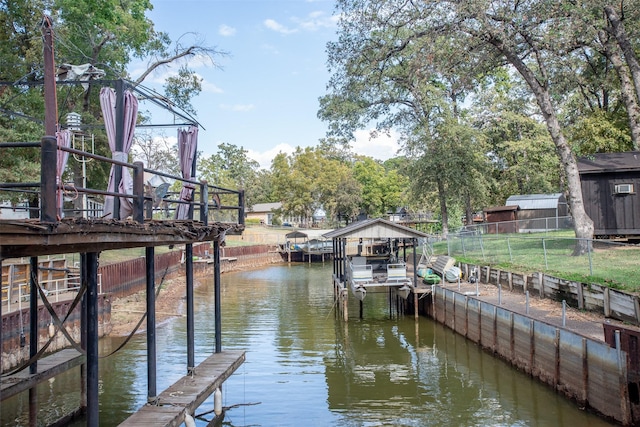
[505,193,569,231]
[246,202,282,225]
[578,151,640,238]
[245,202,303,227]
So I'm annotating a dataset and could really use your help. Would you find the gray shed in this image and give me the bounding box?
[505,193,569,231]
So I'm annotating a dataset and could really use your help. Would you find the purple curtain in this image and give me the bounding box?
[56,129,71,218]
[175,126,199,220]
[100,87,138,219]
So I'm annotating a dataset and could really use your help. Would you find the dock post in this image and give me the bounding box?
[85,252,99,427]
[186,243,195,370]
[29,257,38,374]
[80,254,87,411]
[146,247,157,400]
[214,238,222,353]
[0,259,2,375]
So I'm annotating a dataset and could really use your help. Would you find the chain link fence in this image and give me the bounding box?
[444,229,640,289]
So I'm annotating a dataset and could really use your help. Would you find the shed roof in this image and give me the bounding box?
[285,229,333,240]
[505,193,566,210]
[248,202,282,213]
[577,151,640,174]
[322,218,429,240]
[484,205,519,213]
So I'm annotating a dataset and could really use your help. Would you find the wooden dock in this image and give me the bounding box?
[0,348,85,400]
[118,350,245,426]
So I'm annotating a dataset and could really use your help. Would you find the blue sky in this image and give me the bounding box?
[132,0,401,169]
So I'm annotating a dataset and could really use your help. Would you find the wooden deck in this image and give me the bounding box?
[0,348,85,400]
[0,218,242,258]
[118,350,246,426]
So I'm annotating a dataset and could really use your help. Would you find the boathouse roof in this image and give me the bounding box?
[285,229,333,240]
[322,218,429,240]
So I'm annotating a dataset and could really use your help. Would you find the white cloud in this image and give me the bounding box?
[293,11,339,31]
[351,129,402,161]
[264,19,298,34]
[247,143,296,169]
[219,103,255,112]
[201,80,223,94]
[218,24,236,37]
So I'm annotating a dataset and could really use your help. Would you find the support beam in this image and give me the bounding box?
[146,247,157,400]
[214,239,222,353]
[85,252,99,427]
[29,257,38,375]
[186,244,195,370]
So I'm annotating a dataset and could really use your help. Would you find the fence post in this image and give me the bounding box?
[542,238,548,270]
[40,136,57,223]
[587,238,593,276]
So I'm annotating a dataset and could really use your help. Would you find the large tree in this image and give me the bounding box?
[324,0,640,251]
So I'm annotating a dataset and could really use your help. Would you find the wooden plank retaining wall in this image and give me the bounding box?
[432,285,631,425]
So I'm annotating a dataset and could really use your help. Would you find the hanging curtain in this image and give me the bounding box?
[55,129,71,218]
[100,87,138,219]
[175,126,199,220]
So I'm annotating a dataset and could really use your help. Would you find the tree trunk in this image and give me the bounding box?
[605,6,640,103]
[601,31,640,149]
[490,38,594,252]
[437,177,449,238]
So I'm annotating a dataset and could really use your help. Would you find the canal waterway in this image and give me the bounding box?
[3,263,614,426]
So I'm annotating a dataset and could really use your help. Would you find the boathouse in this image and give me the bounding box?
[1,77,246,426]
[324,218,431,321]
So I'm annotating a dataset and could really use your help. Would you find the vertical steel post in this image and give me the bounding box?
[214,239,222,353]
[80,253,87,410]
[85,252,99,427]
[133,161,145,223]
[186,243,195,368]
[29,257,38,374]
[238,189,245,227]
[200,181,209,225]
[146,247,157,400]
[41,16,57,137]
[28,256,39,426]
[0,259,2,369]
[40,136,58,223]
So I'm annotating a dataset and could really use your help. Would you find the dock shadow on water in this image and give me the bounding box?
[2,263,614,426]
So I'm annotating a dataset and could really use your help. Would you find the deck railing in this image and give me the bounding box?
[0,136,245,226]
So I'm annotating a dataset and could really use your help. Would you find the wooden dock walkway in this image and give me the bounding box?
[0,348,85,400]
[118,350,245,426]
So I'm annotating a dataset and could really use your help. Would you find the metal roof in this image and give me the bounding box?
[505,193,566,210]
[578,151,640,174]
[248,202,282,213]
[285,229,333,240]
[322,218,429,240]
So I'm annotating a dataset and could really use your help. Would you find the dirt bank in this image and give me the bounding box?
[109,275,201,337]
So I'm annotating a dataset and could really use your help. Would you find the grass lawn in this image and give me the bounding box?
[431,232,640,293]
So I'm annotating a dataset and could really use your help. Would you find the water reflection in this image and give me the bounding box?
[1,263,613,426]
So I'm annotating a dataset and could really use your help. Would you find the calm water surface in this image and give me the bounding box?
[2,263,613,426]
